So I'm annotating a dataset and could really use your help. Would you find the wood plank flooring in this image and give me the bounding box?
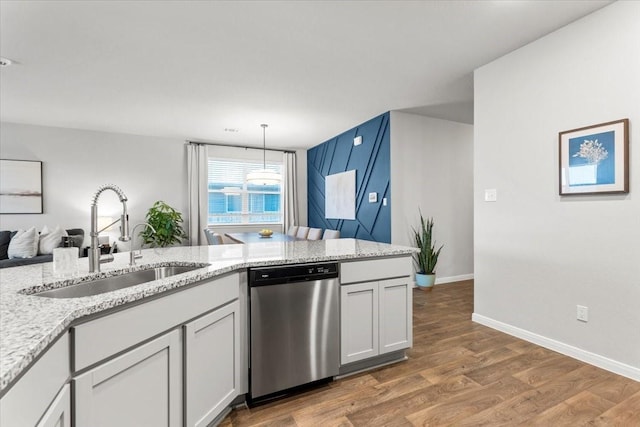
[221,280,640,426]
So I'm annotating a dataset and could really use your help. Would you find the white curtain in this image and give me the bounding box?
[283,151,299,233]
[187,143,208,246]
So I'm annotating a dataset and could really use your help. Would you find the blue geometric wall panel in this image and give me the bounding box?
[307,112,391,243]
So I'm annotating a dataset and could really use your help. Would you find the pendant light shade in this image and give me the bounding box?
[246,124,282,185]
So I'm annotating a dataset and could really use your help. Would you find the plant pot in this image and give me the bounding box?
[415,273,436,291]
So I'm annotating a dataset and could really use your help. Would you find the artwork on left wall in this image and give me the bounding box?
[559,118,629,196]
[0,159,43,214]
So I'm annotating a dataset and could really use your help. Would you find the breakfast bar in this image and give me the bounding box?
[0,239,416,426]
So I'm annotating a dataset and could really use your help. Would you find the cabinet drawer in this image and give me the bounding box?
[73,273,238,371]
[341,256,412,284]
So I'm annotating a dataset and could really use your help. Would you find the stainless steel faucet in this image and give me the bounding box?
[129,222,156,266]
[89,184,131,273]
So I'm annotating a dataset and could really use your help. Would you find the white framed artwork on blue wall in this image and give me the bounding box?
[325,170,356,220]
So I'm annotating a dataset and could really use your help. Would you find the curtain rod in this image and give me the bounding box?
[186,140,296,154]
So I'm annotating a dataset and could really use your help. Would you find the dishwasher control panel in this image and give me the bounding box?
[249,262,339,286]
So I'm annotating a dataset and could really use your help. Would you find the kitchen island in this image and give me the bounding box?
[0,238,416,426]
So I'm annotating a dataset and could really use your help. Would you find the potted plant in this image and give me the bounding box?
[140,201,187,247]
[412,212,443,291]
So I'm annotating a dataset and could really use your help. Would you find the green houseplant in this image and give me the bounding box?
[140,201,187,247]
[412,212,443,291]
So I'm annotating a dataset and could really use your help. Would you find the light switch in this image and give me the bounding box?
[484,189,497,202]
[353,136,363,146]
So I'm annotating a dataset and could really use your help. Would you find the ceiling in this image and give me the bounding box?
[0,1,612,150]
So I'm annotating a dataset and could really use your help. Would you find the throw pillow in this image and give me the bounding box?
[39,225,68,255]
[8,227,39,259]
[0,231,12,260]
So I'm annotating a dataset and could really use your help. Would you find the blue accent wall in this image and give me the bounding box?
[307,112,391,243]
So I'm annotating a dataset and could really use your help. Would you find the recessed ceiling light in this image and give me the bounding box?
[0,57,13,67]
[224,128,239,133]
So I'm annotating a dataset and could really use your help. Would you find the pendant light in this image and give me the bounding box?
[246,124,281,185]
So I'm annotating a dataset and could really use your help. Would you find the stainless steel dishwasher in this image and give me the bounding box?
[248,262,339,402]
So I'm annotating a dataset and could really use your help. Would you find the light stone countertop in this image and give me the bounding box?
[0,238,417,394]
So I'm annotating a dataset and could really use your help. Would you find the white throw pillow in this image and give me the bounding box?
[8,227,39,259]
[39,225,68,255]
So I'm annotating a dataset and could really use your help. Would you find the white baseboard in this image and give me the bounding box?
[472,313,640,382]
[435,274,474,285]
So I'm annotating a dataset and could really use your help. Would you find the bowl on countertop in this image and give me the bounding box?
[258,230,273,238]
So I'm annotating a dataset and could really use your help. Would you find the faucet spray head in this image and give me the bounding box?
[119,213,131,242]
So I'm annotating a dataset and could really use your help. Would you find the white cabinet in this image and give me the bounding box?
[74,329,182,427]
[73,273,239,372]
[378,277,413,354]
[36,384,70,427]
[0,333,70,427]
[70,273,240,427]
[184,300,240,427]
[340,277,412,365]
[340,281,379,364]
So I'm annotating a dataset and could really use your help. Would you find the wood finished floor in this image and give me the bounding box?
[221,280,640,426]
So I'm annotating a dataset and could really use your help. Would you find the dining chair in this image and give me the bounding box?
[296,226,310,239]
[287,225,299,237]
[203,229,223,245]
[322,229,340,239]
[307,228,323,240]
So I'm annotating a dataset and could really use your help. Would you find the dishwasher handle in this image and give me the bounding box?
[249,262,339,287]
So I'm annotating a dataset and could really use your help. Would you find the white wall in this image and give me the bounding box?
[390,111,474,282]
[0,122,308,246]
[474,1,640,379]
[0,122,187,247]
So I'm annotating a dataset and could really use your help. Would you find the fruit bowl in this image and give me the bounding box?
[258,229,273,238]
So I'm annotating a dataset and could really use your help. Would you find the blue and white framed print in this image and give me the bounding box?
[559,119,629,195]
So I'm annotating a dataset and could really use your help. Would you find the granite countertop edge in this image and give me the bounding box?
[0,239,417,394]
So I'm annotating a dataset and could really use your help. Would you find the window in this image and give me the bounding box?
[207,158,282,225]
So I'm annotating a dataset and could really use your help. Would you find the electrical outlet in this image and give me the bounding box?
[484,189,497,202]
[577,305,588,322]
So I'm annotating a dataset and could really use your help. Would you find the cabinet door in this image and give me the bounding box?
[0,334,69,427]
[379,277,413,354]
[36,384,70,427]
[340,282,379,364]
[74,329,181,427]
[184,300,240,427]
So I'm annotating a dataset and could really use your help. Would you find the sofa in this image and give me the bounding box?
[0,228,85,269]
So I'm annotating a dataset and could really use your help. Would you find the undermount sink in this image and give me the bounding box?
[34,265,206,299]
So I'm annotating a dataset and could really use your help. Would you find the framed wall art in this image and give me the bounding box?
[325,170,356,220]
[559,118,629,195]
[0,159,43,214]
